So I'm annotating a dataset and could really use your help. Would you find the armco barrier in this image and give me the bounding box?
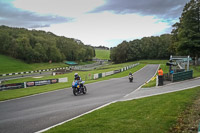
[114,70,120,74]
[0,67,69,77]
[92,63,139,80]
[172,70,193,82]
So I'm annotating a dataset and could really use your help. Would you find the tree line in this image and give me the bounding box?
[110,34,173,63]
[111,0,200,65]
[0,25,95,63]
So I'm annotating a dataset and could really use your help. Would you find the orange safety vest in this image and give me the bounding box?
[158,69,163,76]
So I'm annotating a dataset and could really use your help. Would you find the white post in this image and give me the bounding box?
[156,76,158,86]
[24,82,26,88]
[187,55,190,71]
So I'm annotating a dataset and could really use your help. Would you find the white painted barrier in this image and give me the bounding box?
[102,73,106,77]
[59,77,68,83]
[94,74,99,79]
[106,71,114,76]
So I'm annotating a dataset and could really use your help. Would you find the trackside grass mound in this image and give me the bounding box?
[45,86,200,133]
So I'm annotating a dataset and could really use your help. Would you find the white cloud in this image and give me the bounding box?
[12,0,105,18]
[34,11,170,47]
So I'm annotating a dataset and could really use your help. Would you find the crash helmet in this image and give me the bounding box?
[74,73,78,76]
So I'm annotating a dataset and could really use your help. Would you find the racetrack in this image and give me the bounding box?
[0,64,159,133]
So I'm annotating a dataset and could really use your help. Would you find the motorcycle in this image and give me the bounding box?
[129,75,133,82]
[72,80,87,96]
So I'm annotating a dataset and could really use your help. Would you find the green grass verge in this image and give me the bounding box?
[191,65,200,78]
[45,86,200,133]
[95,49,110,60]
[0,62,145,101]
[0,54,68,74]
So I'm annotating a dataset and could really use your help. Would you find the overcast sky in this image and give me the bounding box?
[0,0,189,47]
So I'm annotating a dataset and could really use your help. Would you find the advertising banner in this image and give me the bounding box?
[0,83,24,91]
[26,81,35,87]
[51,79,58,84]
[35,80,51,86]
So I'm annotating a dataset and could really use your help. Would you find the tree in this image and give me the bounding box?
[0,25,95,63]
[173,0,200,65]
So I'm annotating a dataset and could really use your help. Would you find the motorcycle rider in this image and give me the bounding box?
[129,72,132,76]
[74,73,82,90]
[129,72,133,82]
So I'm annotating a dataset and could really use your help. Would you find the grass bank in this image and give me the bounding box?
[45,86,200,133]
[0,54,68,75]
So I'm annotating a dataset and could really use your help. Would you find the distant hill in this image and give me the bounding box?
[95,49,110,60]
[93,46,109,50]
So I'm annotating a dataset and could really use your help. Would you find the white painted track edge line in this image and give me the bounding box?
[35,100,117,133]
[121,85,200,102]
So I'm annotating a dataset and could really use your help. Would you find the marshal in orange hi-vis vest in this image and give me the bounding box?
[158,68,163,76]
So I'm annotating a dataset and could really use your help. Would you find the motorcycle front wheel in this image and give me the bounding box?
[73,87,78,96]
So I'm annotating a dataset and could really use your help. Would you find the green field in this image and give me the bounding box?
[45,86,200,133]
[95,49,110,60]
[0,54,68,74]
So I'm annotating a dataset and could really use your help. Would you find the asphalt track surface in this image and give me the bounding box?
[0,64,159,133]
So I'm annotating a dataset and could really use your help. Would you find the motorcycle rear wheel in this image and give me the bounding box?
[82,86,87,94]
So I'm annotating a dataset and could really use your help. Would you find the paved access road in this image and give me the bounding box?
[121,77,200,101]
[0,64,159,133]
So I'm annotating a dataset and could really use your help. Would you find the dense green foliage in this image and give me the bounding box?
[110,34,172,63]
[95,49,110,60]
[0,25,95,63]
[171,0,200,65]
